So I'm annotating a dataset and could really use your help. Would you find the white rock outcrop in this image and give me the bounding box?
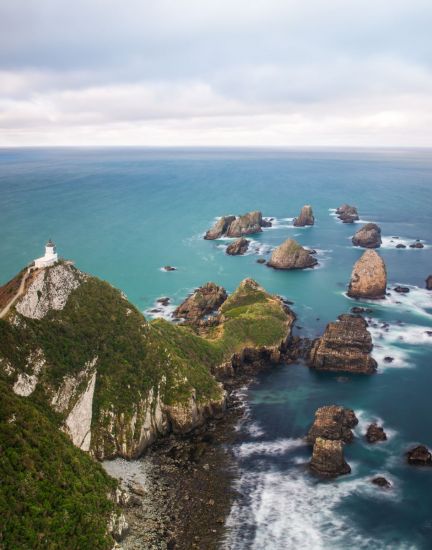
[15,263,86,319]
[64,369,97,451]
[13,349,46,397]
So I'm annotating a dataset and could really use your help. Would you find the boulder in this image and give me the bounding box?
[226,238,250,256]
[267,239,318,270]
[307,405,358,445]
[394,286,410,294]
[407,445,432,466]
[409,242,424,249]
[372,477,391,488]
[293,205,315,227]
[347,250,387,299]
[310,437,351,477]
[336,204,359,223]
[225,211,265,237]
[396,243,406,249]
[309,314,377,374]
[204,216,236,240]
[366,423,387,443]
[426,275,432,290]
[174,283,227,322]
[352,223,382,248]
[256,258,266,264]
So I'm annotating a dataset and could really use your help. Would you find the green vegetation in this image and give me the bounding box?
[0,382,117,550]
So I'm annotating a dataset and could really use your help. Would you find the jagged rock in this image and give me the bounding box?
[267,239,318,270]
[204,216,236,240]
[293,205,315,227]
[394,286,410,294]
[309,314,377,374]
[347,249,387,299]
[226,211,266,237]
[307,405,358,444]
[366,423,387,443]
[157,297,170,306]
[409,242,424,249]
[407,445,432,466]
[174,283,227,322]
[426,275,432,290]
[226,238,250,256]
[310,437,351,477]
[336,204,359,223]
[352,223,382,248]
[396,243,406,248]
[204,211,270,240]
[372,477,391,488]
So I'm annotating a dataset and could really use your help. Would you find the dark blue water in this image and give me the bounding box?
[1,147,431,549]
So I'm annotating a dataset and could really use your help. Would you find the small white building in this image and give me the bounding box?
[34,239,58,268]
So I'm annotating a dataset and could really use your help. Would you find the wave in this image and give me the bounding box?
[234,438,306,459]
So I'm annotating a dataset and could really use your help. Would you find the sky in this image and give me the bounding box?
[1,0,432,147]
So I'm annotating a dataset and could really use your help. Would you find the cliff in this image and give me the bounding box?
[0,264,294,462]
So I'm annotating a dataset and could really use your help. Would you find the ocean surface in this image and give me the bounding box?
[1,147,432,549]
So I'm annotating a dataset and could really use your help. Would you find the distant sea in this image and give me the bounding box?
[1,147,432,549]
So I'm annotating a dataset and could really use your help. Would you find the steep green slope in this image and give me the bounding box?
[0,382,118,550]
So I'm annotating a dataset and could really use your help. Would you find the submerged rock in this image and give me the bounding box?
[366,423,387,443]
[352,223,382,248]
[267,239,318,270]
[409,242,424,249]
[426,275,432,290]
[256,258,266,264]
[310,437,351,477]
[336,204,359,223]
[394,286,410,294]
[174,283,227,322]
[163,266,177,272]
[307,405,358,444]
[309,314,377,374]
[372,477,391,488]
[226,238,250,256]
[293,205,315,227]
[407,445,432,466]
[347,249,387,299]
[396,243,406,249]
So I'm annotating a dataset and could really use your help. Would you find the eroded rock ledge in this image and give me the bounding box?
[308,314,377,374]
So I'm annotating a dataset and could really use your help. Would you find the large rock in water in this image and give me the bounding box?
[352,223,382,248]
[407,445,432,466]
[267,239,318,270]
[204,211,271,240]
[347,249,387,299]
[310,437,351,477]
[204,216,236,240]
[226,238,249,256]
[336,204,359,223]
[174,282,227,322]
[308,314,377,374]
[366,423,387,443]
[307,405,358,444]
[426,275,432,290]
[293,205,315,227]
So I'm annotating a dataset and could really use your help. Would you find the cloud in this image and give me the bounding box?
[0,0,431,145]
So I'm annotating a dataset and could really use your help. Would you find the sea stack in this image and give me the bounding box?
[267,239,318,270]
[336,204,359,223]
[308,314,377,374]
[347,249,387,299]
[293,205,315,227]
[352,223,382,248]
[310,437,351,477]
[226,238,249,256]
[204,211,271,240]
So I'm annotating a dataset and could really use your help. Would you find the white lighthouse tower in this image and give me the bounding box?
[34,239,58,268]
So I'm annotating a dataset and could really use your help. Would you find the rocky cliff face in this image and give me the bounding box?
[352,223,382,248]
[204,211,271,239]
[226,237,249,255]
[336,204,359,223]
[347,249,387,299]
[308,314,377,374]
[307,405,358,477]
[174,282,227,322]
[267,238,318,269]
[293,205,314,227]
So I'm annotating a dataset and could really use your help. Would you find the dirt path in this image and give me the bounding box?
[0,268,31,319]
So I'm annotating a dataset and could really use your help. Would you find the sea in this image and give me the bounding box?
[1,147,432,549]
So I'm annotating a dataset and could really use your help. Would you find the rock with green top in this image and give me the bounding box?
[267,238,318,269]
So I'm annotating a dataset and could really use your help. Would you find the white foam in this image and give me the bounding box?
[144,301,176,321]
[245,422,266,439]
[234,438,306,459]
[224,466,402,550]
[381,236,429,250]
[264,217,295,230]
[354,410,397,441]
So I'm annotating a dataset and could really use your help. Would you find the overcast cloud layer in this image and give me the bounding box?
[1,0,432,146]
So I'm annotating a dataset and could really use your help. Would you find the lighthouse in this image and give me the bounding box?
[34,239,58,268]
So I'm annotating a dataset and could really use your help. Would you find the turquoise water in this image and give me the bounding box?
[1,147,432,549]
